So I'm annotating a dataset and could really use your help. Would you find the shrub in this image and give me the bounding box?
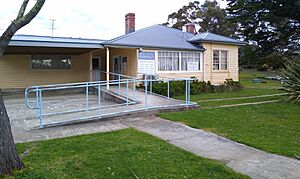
[282,58,300,103]
[138,78,242,97]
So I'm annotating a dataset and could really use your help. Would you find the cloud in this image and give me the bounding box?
[0,0,227,39]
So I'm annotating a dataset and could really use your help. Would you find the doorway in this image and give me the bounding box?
[91,57,100,81]
[113,56,128,77]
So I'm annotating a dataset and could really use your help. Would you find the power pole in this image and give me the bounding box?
[50,19,56,37]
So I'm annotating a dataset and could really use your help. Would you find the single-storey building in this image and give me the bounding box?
[0,13,245,90]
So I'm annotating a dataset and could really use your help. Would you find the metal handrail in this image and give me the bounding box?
[25,73,194,128]
[98,71,139,80]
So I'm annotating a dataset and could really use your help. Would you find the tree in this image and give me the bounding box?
[0,0,45,176]
[164,0,237,37]
[199,0,236,37]
[227,0,300,57]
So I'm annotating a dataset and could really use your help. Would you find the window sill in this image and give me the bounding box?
[212,70,229,73]
[157,71,203,73]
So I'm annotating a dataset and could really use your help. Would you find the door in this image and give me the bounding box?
[92,57,100,81]
[113,56,127,78]
[113,56,121,75]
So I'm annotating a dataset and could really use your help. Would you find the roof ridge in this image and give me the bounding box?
[188,31,245,45]
[104,24,160,44]
[199,32,239,41]
[157,24,195,35]
[201,32,209,39]
[13,34,106,41]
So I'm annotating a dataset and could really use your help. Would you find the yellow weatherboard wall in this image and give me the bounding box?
[109,48,138,77]
[0,53,90,89]
[202,42,239,83]
[0,43,239,90]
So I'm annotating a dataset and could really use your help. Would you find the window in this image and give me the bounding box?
[92,57,100,70]
[158,51,201,72]
[31,55,71,69]
[181,52,201,71]
[213,50,228,70]
[158,51,179,71]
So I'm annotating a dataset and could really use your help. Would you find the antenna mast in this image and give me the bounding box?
[50,19,56,37]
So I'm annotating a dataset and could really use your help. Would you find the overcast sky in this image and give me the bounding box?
[0,0,227,40]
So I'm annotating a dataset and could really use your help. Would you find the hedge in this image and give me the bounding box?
[138,79,242,97]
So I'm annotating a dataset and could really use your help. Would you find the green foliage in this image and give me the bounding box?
[139,79,242,97]
[241,52,286,71]
[227,0,300,56]
[164,0,237,37]
[282,58,300,103]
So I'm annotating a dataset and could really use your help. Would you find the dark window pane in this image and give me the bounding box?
[31,55,71,69]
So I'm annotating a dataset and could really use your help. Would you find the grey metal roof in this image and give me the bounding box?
[188,32,247,45]
[9,35,105,49]
[104,25,204,51]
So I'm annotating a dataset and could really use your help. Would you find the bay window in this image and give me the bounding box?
[158,51,201,72]
[158,51,179,71]
[181,52,201,71]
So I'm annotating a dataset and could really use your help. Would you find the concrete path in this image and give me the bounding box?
[122,116,300,179]
[13,118,128,143]
[211,99,282,108]
[195,93,287,102]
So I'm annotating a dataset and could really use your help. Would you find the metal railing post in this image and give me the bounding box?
[98,83,101,116]
[35,87,39,118]
[126,80,129,106]
[167,80,170,98]
[185,80,188,106]
[133,80,136,100]
[188,79,191,104]
[39,89,43,128]
[118,74,121,95]
[86,82,89,111]
[150,75,152,94]
[145,77,148,110]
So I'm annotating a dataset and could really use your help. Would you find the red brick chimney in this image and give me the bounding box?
[125,13,135,34]
[185,23,196,34]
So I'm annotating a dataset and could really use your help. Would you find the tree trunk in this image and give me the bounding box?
[0,0,45,176]
[0,22,19,56]
[0,89,24,175]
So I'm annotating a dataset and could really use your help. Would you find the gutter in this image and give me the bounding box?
[103,44,205,51]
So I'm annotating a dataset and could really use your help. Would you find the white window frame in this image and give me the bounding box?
[156,50,203,73]
[157,51,180,72]
[212,49,229,71]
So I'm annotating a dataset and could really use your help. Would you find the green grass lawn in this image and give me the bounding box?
[12,128,249,179]
[239,69,282,89]
[159,102,300,159]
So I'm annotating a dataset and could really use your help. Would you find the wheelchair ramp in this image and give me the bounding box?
[24,76,197,128]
